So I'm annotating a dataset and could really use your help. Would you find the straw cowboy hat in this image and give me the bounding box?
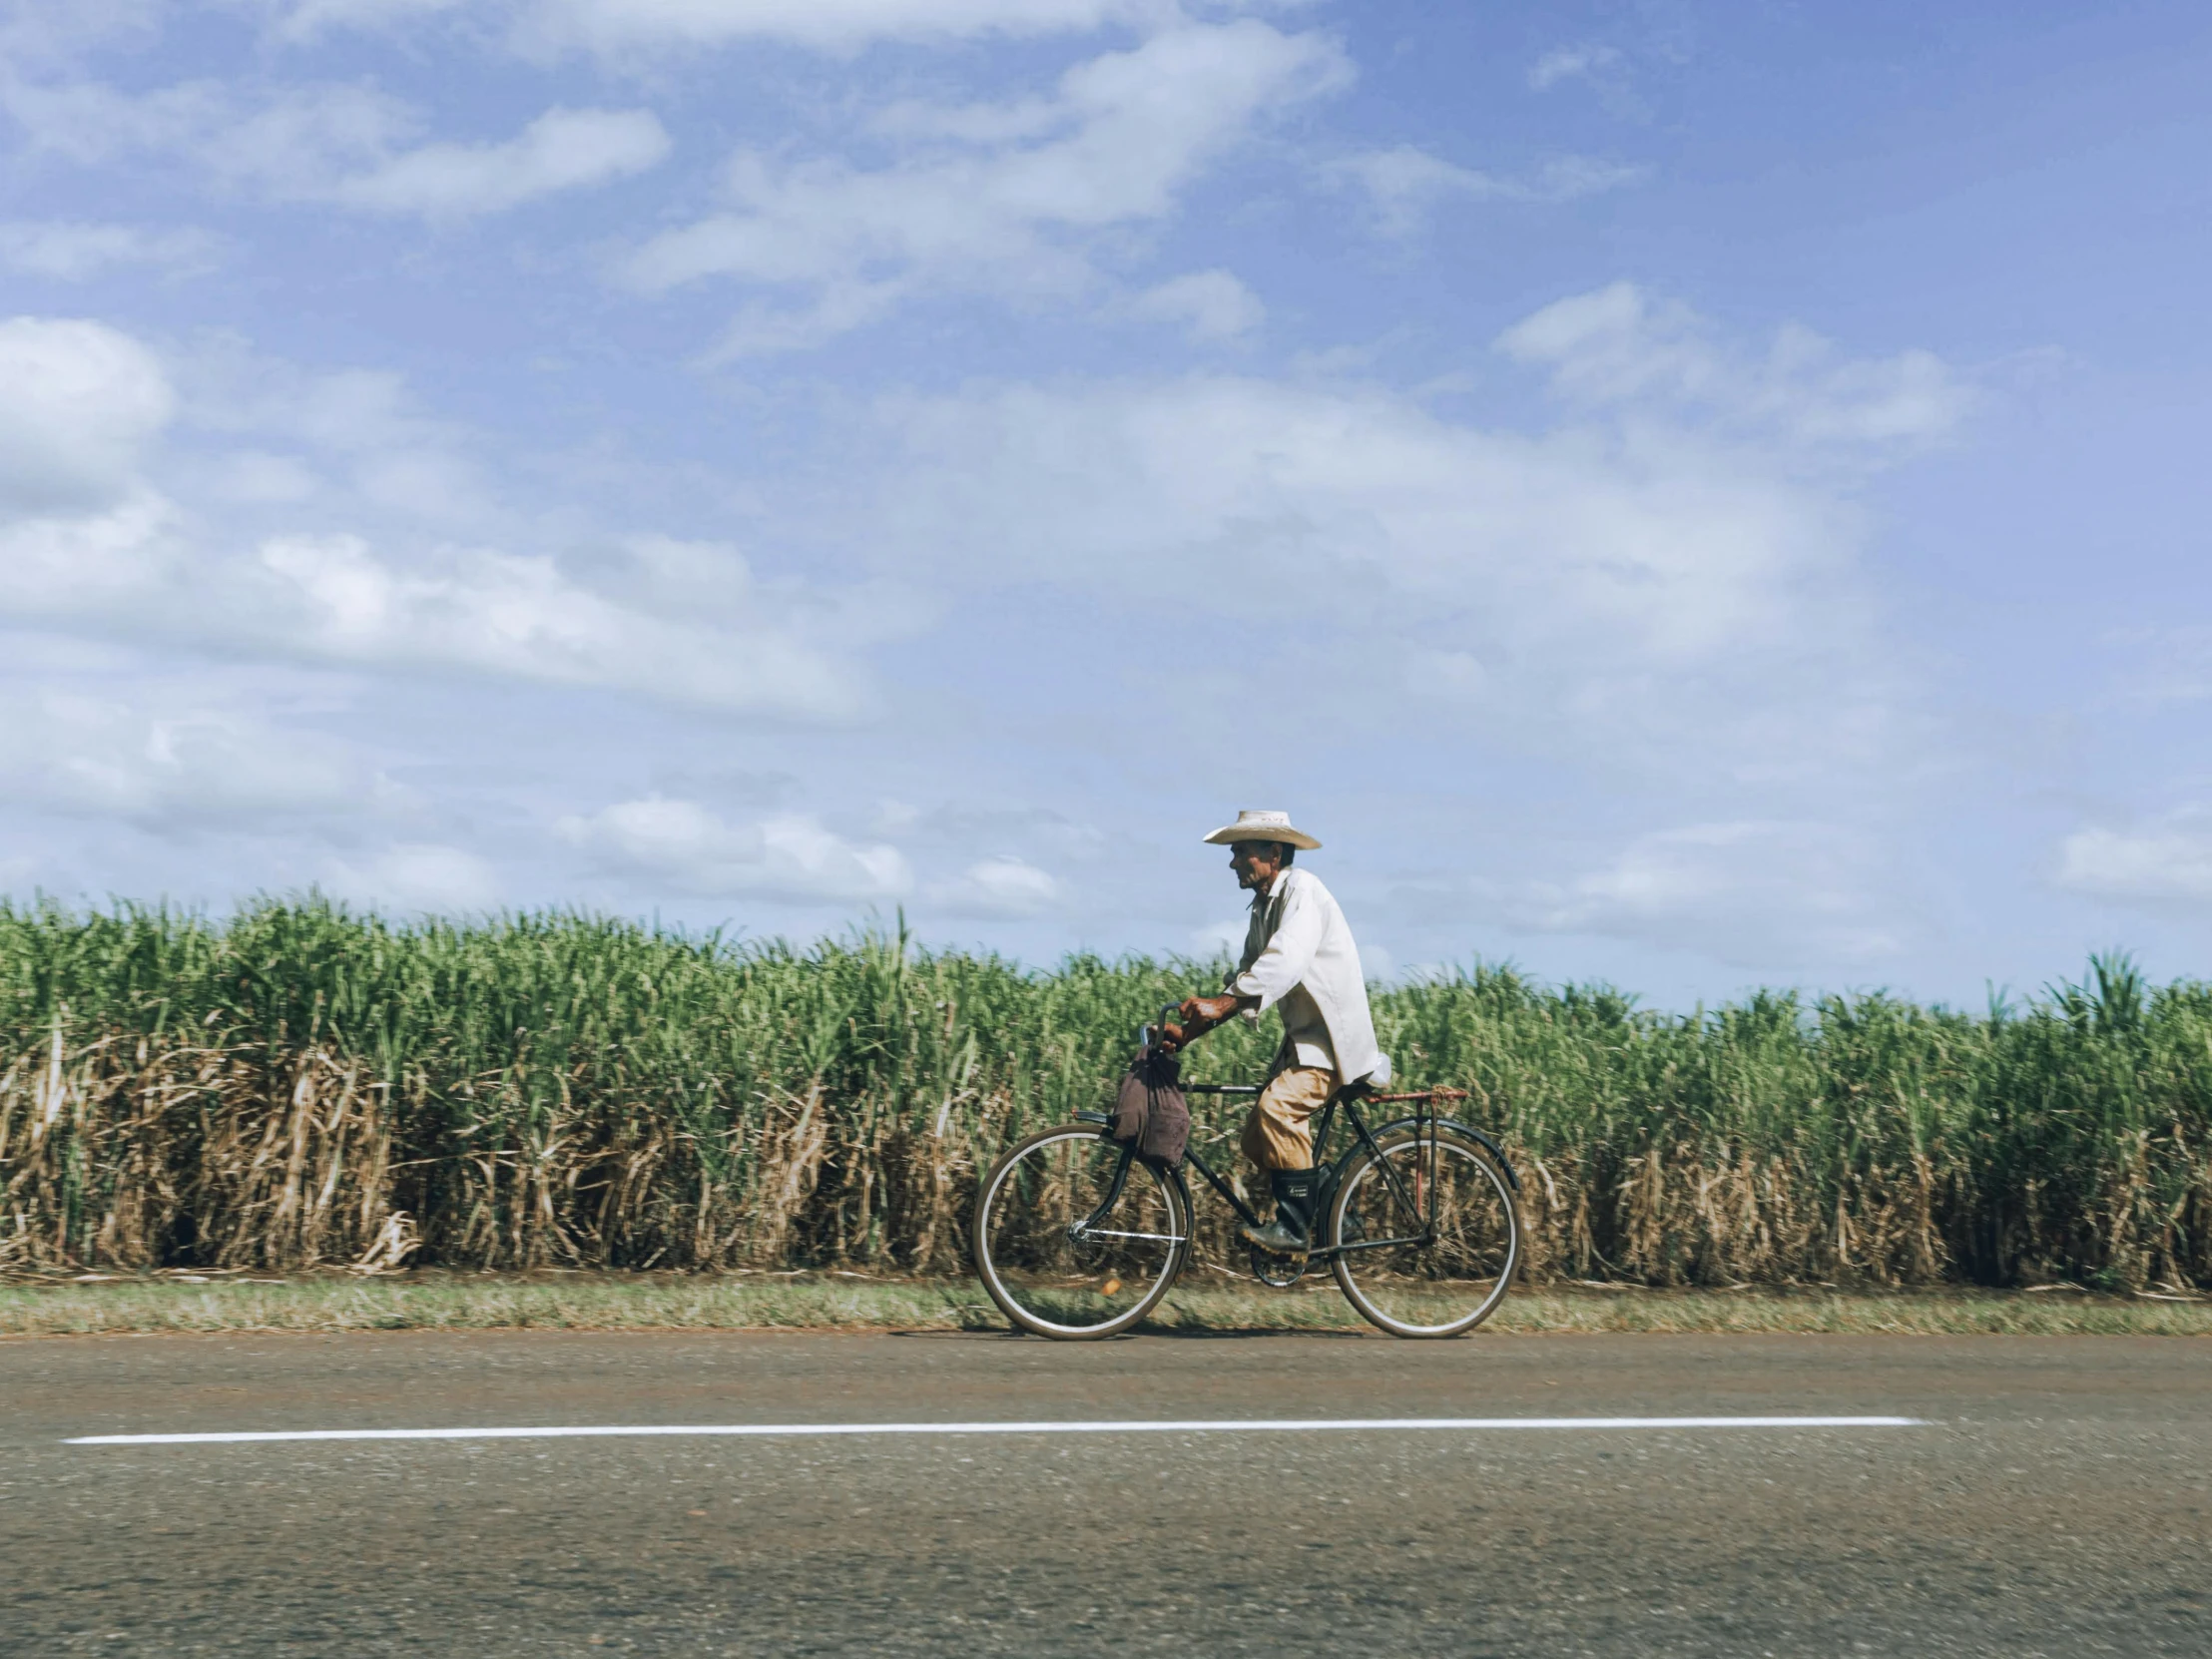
[1201,809,1322,851]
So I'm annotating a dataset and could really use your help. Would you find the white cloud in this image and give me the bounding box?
[0,221,222,279]
[328,841,501,910]
[558,797,912,901]
[183,354,506,526]
[1499,281,1971,448]
[2055,815,2212,907]
[0,0,168,64]
[519,0,1167,54]
[0,492,179,613]
[857,285,1963,785]
[872,396,1830,749]
[333,107,671,218]
[1127,269,1262,339]
[1502,821,1909,967]
[1527,43,1623,91]
[1329,146,1497,234]
[1330,144,1646,235]
[3,503,878,725]
[253,533,873,719]
[3,75,665,218]
[926,854,1061,917]
[0,318,892,721]
[258,0,474,41]
[0,686,375,828]
[622,20,1347,350]
[251,0,1185,52]
[1527,153,1652,200]
[211,450,320,504]
[1,75,414,182]
[0,317,176,516]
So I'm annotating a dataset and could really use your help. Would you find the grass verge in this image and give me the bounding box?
[4,1271,2209,1338]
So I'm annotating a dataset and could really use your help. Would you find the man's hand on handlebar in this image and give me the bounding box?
[1167,993,1245,1048]
[1152,993,1249,1052]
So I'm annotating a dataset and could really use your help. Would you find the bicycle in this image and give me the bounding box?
[970,1005,1522,1341]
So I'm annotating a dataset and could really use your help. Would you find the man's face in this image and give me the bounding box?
[1230,841,1284,891]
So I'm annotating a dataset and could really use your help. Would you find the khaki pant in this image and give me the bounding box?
[1239,1066,1337,1171]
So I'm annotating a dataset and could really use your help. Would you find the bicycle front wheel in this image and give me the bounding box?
[972,1125,1189,1340]
[1329,1125,1520,1338]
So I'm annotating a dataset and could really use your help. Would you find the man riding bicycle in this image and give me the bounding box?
[1164,810,1391,1257]
[970,807,1517,1340]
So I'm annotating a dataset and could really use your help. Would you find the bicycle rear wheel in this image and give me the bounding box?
[1329,1125,1520,1338]
[972,1125,1189,1340]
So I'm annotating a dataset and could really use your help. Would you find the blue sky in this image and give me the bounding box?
[2,0,2208,1004]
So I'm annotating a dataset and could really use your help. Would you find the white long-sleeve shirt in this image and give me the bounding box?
[1226,866,1391,1087]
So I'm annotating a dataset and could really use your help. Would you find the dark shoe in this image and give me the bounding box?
[1240,1170,1318,1256]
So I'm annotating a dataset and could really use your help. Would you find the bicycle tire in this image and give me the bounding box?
[1328,1124,1520,1339]
[972,1124,1190,1340]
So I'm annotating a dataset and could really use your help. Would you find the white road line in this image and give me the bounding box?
[67,1415,1924,1446]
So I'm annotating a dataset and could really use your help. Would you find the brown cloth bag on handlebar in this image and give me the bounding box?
[1112,1047,1190,1167]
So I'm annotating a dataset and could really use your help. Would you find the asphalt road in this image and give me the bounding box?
[4,1328,2207,1657]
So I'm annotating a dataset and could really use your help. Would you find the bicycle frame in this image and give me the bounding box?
[1075,1078,1458,1263]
